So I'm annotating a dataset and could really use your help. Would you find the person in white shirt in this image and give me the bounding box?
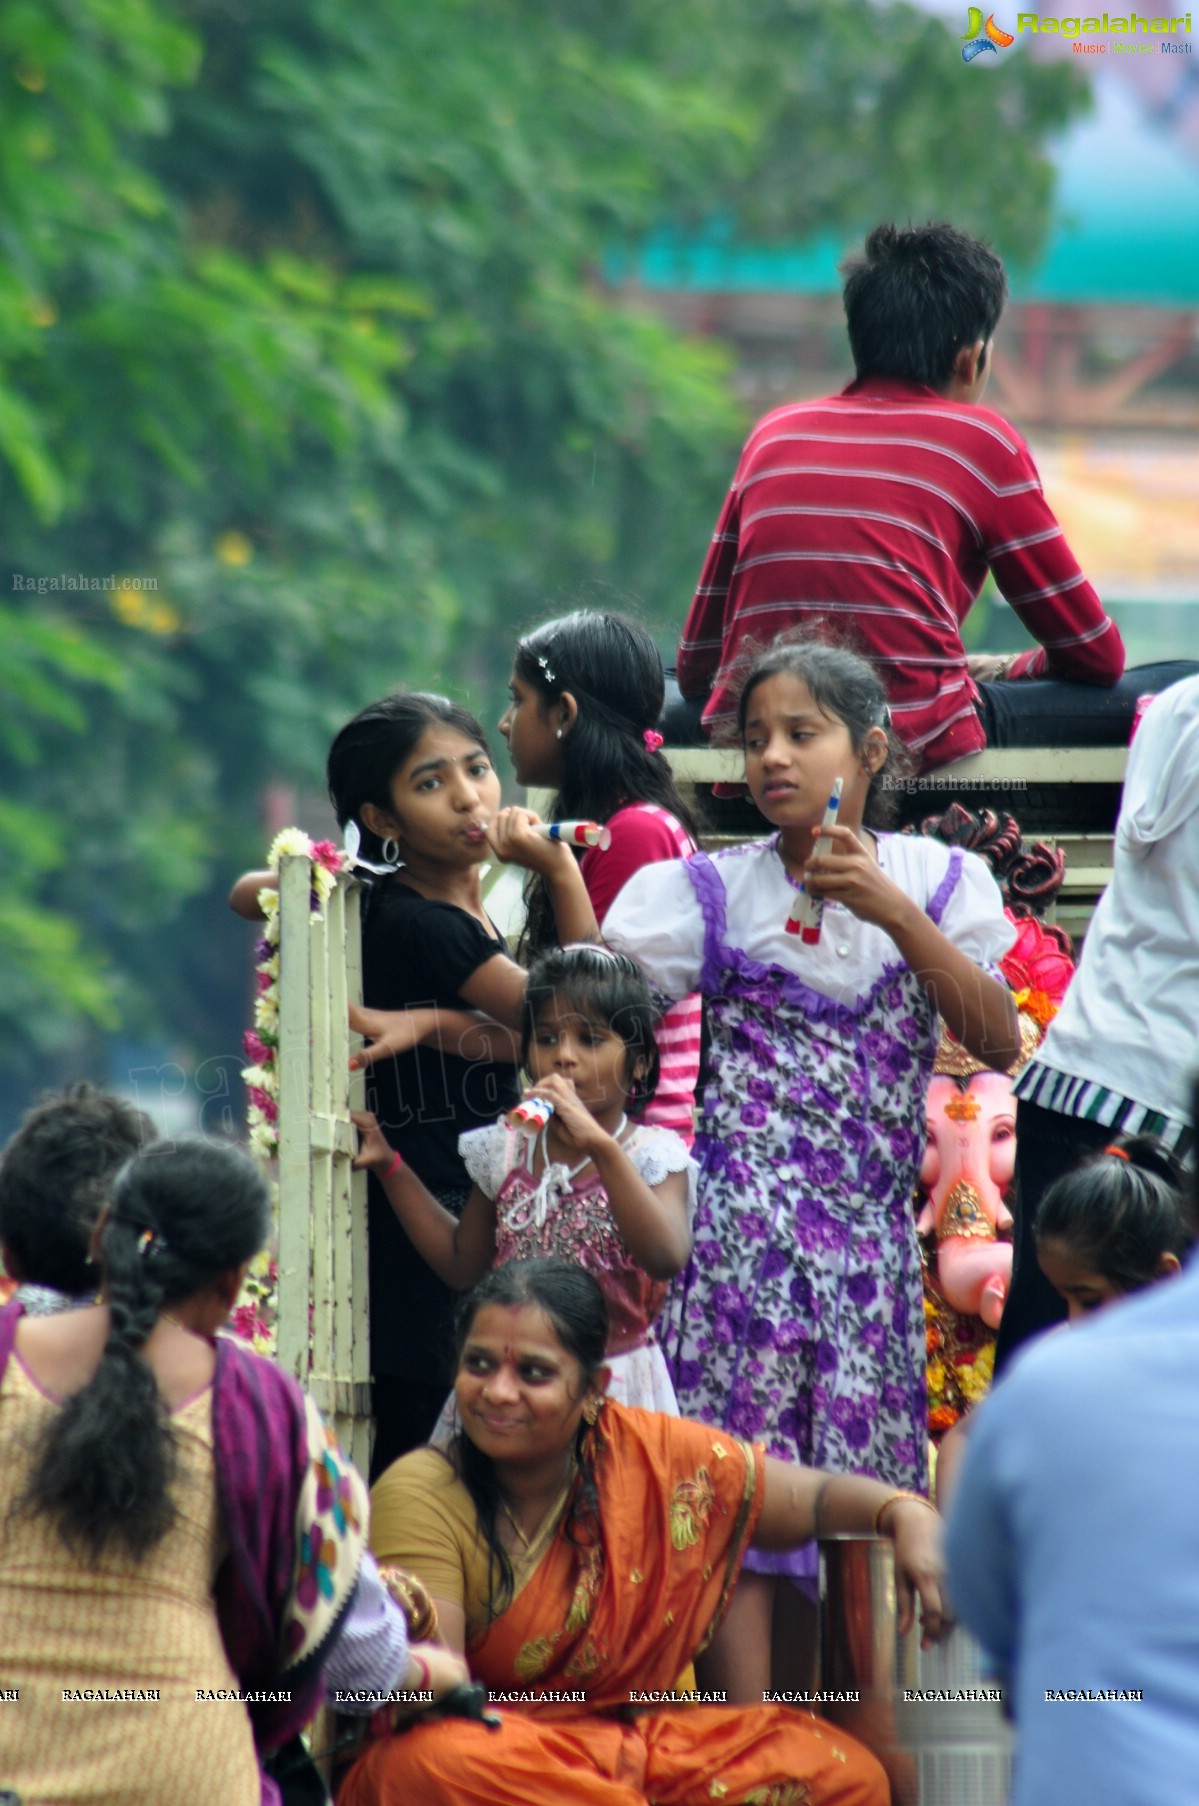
[998,675,1199,1369]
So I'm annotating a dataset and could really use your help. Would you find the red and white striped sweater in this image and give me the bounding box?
[677,376,1123,770]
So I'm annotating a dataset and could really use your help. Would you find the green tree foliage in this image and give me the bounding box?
[0,0,1086,1082]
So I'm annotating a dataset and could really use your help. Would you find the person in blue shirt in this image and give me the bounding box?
[946,1085,1199,1806]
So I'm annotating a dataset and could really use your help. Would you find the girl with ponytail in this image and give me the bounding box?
[0,1135,378,1805]
[1033,1135,1195,1319]
[498,608,704,1142]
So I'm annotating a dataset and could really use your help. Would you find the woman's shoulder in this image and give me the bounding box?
[372,1447,477,1538]
[214,1332,307,1419]
[368,880,489,933]
[706,835,777,873]
[615,831,770,894]
[879,830,980,898]
[601,1399,752,1483]
[877,829,951,877]
[880,832,1011,950]
[377,1445,465,1492]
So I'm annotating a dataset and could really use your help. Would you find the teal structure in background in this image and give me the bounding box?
[610,80,1199,304]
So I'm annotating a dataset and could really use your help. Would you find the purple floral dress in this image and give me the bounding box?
[664,846,962,1579]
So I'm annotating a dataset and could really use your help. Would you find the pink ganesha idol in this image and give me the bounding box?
[917,913,1075,1331]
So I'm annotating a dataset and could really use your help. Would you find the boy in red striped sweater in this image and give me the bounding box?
[674,222,1191,771]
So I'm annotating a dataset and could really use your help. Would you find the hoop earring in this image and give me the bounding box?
[583,1399,601,1426]
[382,837,400,864]
[556,729,563,740]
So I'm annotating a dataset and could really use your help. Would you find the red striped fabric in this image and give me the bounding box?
[585,804,702,1145]
[677,377,1124,771]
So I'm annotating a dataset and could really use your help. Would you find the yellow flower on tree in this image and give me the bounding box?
[215,529,254,566]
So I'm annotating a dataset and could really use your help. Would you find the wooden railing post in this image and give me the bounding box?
[275,856,372,1478]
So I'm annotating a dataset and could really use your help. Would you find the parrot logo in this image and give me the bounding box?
[961,9,1016,57]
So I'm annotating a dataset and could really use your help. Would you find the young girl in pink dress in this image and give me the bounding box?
[353,945,695,1415]
[499,609,703,1141]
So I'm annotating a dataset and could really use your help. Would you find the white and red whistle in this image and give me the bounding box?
[507,1096,554,1133]
[537,820,612,851]
[785,777,843,944]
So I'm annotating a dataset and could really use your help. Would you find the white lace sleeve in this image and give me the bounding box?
[457,1121,514,1201]
[626,1127,700,1224]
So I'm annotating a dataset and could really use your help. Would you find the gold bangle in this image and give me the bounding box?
[873,1489,938,1536]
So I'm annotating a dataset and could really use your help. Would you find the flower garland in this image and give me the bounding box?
[234,829,347,1355]
[924,1282,998,1438]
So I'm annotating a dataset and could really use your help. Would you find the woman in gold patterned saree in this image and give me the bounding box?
[339,1260,946,1806]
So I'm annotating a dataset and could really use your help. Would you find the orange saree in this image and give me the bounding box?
[340,1403,886,1806]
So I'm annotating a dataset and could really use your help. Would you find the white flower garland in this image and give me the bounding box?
[235,829,347,1353]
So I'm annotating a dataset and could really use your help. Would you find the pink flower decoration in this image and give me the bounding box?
[243,1030,271,1065]
[1000,910,1074,1008]
[230,1302,264,1343]
[311,840,344,873]
[642,728,665,753]
[255,968,275,996]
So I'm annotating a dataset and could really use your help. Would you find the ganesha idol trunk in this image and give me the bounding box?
[819,1536,1012,1806]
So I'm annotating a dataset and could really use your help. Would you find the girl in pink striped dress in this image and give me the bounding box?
[499,609,703,1143]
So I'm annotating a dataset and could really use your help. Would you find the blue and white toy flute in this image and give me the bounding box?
[785,776,843,943]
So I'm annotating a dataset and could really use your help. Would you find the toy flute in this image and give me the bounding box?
[507,1096,554,1133]
[785,776,844,943]
[537,820,612,851]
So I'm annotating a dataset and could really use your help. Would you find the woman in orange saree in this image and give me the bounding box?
[340,1260,945,1806]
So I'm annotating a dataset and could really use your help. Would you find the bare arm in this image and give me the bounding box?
[754,1458,948,1644]
[885,901,1020,1069]
[349,1001,522,1071]
[229,869,276,921]
[528,1073,692,1280]
[456,949,533,1035]
[932,1416,973,1514]
[805,825,1021,1069]
[485,808,601,947]
[352,1111,496,1289]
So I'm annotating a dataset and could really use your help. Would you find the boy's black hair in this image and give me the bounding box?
[841,222,1008,390]
[1034,1134,1196,1294]
[522,945,660,1113]
[0,1084,154,1294]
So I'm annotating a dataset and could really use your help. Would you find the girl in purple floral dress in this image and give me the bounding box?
[604,638,1019,1695]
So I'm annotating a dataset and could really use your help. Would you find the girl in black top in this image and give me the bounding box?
[326,692,598,1474]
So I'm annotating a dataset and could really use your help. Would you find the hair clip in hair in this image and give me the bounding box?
[343,818,403,876]
[560,941,621,960]
[136,1228,161,1259]
[642,728,664,753]
[1103,1145,1131,1161]
[536,653,557,685]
